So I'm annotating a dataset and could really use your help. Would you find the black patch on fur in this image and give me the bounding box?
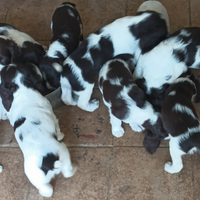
[142,116,168,154]
[32,120,41,125]
[62,64,85,91]
[39,56,62,89]
[19,133,23,141]
[173,49,185,63]
[40,153,59,175]
[90,36,114,73]
[131,11,168,54]
[0,65,19,111]
[95,28,103,35]
[14,117,26,131]
[161,79,198,137]
[13,42,45,65]
[51,1,83,55]
[171,27,200,67]
[135,78,169,112]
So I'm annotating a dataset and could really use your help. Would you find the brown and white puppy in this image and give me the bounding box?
[161,77,200,173]
[99,58,167,153]
[39,2,83,90]
[0,63,76,197]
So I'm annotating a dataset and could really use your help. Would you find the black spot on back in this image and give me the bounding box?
[40,153,59,175]
[173,49,185,63]
[14,117,26,131]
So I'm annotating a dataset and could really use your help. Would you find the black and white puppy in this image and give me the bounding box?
[39,2,83,90]
[61,11,168,112]
[99,58,167,153]
[0,23,45,65]
[161,77,199,173]
[134,27,200,106]
[0,63,76,197]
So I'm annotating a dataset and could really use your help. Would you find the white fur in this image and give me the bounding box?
[0,165,2,173]
[172,103,197,120]
[137,0,170,33]
[47,41,67,58]
[62,13,161,111]
[168,91,176,96]
[52,63,63,72]
[6,73,76,197]
[134,37,189,93]
[0,26,38,47]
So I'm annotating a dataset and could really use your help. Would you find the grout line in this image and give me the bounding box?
[189,0,192,27]
[106,147,114,200]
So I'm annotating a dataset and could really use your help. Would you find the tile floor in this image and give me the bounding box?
[0,0,200,199]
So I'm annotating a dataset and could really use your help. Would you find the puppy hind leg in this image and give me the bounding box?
[164,138,185,174]
[60,77,77,106]
[109,110,124,137]
[129,122,144,132]
[76,83,99,112]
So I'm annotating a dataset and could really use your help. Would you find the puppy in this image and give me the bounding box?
[134,27,200,106]
[61,11,168,112]
[99,58,167,153]
[161,77,199,173]
[137,0,170,33]
[39,2,83,90]
[0,63,76,197]
[0,23,45,65]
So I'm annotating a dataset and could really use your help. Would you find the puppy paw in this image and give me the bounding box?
[129,123,143,132]
[0,165,3,173]
[112,128,125,138]
[39,184,53,197]
[164,162,182,174]
[62,164,77,178]
[57,132,65,141]
[86,99,99,112]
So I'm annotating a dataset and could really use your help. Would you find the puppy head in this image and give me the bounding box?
[14,41,45,65]
[39,56,62,89]
[17,63,45,94]
[0,65,19,111]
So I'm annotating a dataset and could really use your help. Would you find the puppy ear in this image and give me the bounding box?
[0,83,18,111]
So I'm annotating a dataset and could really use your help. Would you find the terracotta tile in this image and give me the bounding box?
[0,120,17,147]
[192,153,200,200]
[190,0,200,27]
[109,147,193,200]
[0,148,29,200]
[26,147,112,200]
[112,120,168,148]
[0,1,9,22]
[6,0,127,41]
[127,0,190,33]
[54,88,113,146]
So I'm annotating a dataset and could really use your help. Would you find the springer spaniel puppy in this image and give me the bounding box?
[134,27,200,108]
[0,63,77,197]
[39,2,83,90]
[161,77,199,173]
[99,58,167,153]
[61,10,168,112]
[0,23,45,65]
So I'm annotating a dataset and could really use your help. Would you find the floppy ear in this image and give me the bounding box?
[0,83,18,111]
